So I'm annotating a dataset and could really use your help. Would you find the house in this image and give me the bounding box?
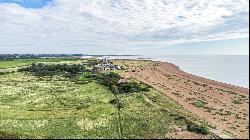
[104,67,111,70]
[115,65,121,70]
[103,63,115,70]
[93,65,104,73]
[103,64,113,67]
[98,58,109,64]
[111,67,117,70]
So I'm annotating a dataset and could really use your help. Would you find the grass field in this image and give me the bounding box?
[0,59,212,139]
[0,58,81,69]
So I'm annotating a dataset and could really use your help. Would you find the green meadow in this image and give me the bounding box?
[0,58,80,69]
[0,59,211,139]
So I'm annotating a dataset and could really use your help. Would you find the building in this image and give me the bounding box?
[98,58,109,64]
[93,65,104,73]
[115,65,121,70]
[104,67,111,70]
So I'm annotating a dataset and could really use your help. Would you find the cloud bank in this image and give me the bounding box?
[0,0,249,53]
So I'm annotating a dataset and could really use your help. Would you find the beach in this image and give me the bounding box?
[113,59,249,139]
[104,55,249,88]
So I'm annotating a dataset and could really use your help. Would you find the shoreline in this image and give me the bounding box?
[115,59,249,138]
[157,60,249,94]
[111,58,249,91]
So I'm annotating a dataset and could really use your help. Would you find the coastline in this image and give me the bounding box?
[112,59,249,138]
[111,58,249,92]
[157,60,249,94]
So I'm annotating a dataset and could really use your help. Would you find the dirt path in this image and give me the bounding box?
[122,61,249,139]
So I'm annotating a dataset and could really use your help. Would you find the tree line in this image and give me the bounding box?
[18,63,91,77]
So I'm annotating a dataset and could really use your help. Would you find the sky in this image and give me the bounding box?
[0,0,249,55]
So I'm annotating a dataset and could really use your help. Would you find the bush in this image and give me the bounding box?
[0,72,8,75]
[140,87,150,92]
[191,100,207,108]
[174,115,186,121]
[118,82,141,93]
[109,98,123,109]
[187,122,209,135]
[109,99,119,105]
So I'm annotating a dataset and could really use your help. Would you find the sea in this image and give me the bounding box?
[93,55,249,88]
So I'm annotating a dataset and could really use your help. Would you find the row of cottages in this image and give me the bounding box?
[92,59,122,73]
[99,58,109,64]
[93,64,121,73]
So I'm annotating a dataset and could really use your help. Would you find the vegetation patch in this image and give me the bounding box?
[0,72,9,75]
[203,106,216,113]
[185,98,207,108]
[232,99,243,104]
[171,92,183,97]
[191,100,207,108]
[186,122,209,135]
[185,98,196,102]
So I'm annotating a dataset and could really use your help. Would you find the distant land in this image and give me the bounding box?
[0,54,140,60]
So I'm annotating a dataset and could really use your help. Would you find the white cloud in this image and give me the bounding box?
[0,0,249,53]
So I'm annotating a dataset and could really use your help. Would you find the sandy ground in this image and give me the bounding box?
[117,60,249,139]
[167,131,208,139]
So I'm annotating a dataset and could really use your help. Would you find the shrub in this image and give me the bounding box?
[187,122,209,135]
[191,100,207,108]
[118,82,141,93]
[232,100,243,104]
[109,99,119,105]
[174,115,186,121]
[109,98,123,109]
[140,87,150,92]
[0,72,8,75]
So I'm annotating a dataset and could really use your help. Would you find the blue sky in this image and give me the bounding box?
[0,0,52,8]
[0,0,249,55]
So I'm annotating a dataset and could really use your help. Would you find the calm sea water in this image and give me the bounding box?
[103,55,249,88]
[151,55,249,88]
